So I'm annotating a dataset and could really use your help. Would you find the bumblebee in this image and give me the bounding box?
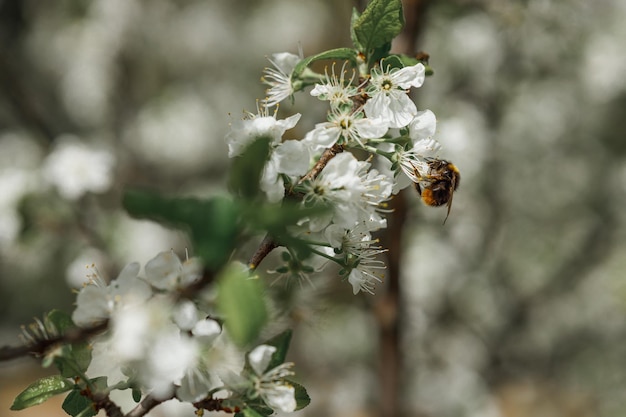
[413,158,460,224]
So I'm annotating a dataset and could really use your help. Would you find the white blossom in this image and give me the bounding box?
[310,62,360,107]
[142,326,200,399]
[263,52,302,106]
[303,106,387,151]
[247,345,297,413]
[71,262,152,327]
[0,168,40,244]
[144,250,202,291]
[260,139,310,203]
[42,136,115,200]
[325,223,386,295]
[303,153,392,231]
[408,109,437,143]
[225,107,301,158]
[364,63,426,128]
[398,138,442,185]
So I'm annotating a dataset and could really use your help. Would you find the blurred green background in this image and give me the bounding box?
[1,0,626,416]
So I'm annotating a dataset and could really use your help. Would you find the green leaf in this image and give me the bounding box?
[216,263,268,347]
[62,389,97,417]
[350,7,363,50]
[237,408,266,417]
[240,200,329,258]
[229,136,272,200]
[292,48,358,81]
[290,380,311,410]
[386,54,434,75]
[54,356,79,378]
[46,309,74,333]
[45,311,92,377]
[353,0,404,55]
[10,375,74,410]
[242,201,323,234]
[123,191,240,271]
[132,388,142,403]
[262,330,292,371]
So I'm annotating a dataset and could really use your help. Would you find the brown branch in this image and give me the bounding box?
[248,235,278,270]
[126,394,172,417]
[247,144,345,270]
[194,398,241,413]
[296,144,344,186]
[92,394,124,417]
[0,320,109,362]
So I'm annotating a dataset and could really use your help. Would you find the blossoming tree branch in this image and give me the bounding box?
[2,0,460,416]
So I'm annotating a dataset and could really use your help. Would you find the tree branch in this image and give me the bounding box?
[0,321,109,362]
[247,144,345,270]
[126,394,172,417]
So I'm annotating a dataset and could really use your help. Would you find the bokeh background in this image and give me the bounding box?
[1,0,626,416]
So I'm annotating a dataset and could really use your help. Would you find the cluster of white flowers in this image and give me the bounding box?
[228,52,444,294]
[71,251,297,411]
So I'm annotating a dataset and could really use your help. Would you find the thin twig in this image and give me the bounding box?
[248,235,278,270]
[126,394,172,417]
[296,144,344,186]
[247,144,344,269]
[0,321,109,362]
[91,394,124,417]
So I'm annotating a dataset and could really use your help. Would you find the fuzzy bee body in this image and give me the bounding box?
[413,158,460,224]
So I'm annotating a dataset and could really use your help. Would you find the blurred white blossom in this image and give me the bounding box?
[42,136,115,200]
[72,262,151,327]
[145,250,203,291]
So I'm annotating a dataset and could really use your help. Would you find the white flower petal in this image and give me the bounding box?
[384,92,418,128]
[393,63,426,89]
[274,140,310,176]
[408,109,437,141]
[354,117,388,138]
[263,384,297,413]
[192,319,221,342]
[145,251,183,290]
[248,345,277,376]
[173,300,199,331]
[268,52,300,75]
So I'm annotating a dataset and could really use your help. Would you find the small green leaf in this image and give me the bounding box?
[62,389,97,417]
[292,48,358,81]
[290,380,311,410]
[11,375,74,410]
[229,136,272,200]
[262,330,292,371]
[54,356,79,378]
[46,309,74,333]
[240,200,329,258]
[386,54,434,75]
[350,7,363,50]
[353,0,404,56]
[217,263,268,347]
[237,408,266,417]
[71,341,92,374]
[48,315,91,377]
[132,388,142,403]
[242,201,324,234]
